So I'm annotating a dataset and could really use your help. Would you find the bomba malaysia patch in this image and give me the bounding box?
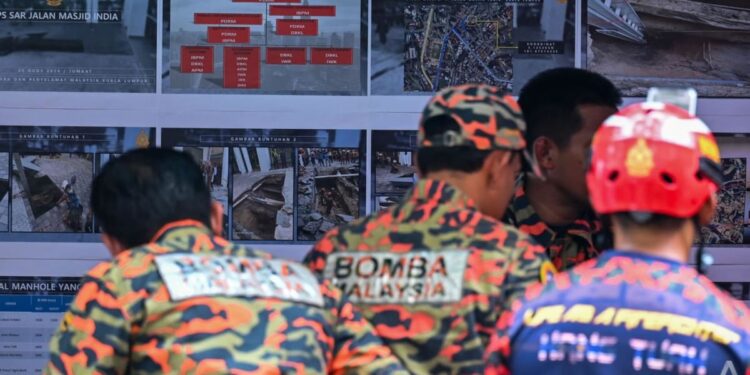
[154,253,324,307]
[324,250,469,304]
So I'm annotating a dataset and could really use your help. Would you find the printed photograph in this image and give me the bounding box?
[371,130,418,212]
[0,0,157,92]
[587,0,750,97]
[374,150,417,196]
[177,147,230,237]
[297,148,360,241]
[700,158,746,244]
[231,147,294,241]
[164,0,367,95]
[372,0,576,95]
[11,153,93,233]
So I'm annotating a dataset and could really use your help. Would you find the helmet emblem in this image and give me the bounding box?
[625,138,654,177]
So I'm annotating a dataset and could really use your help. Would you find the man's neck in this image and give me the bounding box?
[525,175,585,227]
[612,224,693,264]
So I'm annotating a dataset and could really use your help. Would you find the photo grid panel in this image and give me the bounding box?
[0,126,155,242]
[161,128,366,244]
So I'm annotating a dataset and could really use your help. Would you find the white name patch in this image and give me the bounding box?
[155,254,324,307]
[324,250,469,304]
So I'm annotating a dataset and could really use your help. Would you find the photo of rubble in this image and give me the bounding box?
[177,147,230,237]
[297,148,360,241]
[587,0,750,97]
[372,0,576,95]
[10,153,93,233]
[700,158,747,244]
[231,147,294,241]
[0,153,9,232]
[371,130,418,211]
[375,151,417,196]
[0,0,157,92]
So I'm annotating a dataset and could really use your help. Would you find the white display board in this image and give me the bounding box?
[0,0,748,372]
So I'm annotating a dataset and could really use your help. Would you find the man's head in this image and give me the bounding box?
[587,102,722,258]
[92,148,224,255]
[416,84,533,218]
[519,68,621,206]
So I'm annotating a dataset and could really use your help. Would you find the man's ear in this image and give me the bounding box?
[210,201,225,237]
[486,150,513,186]
[533,137,558,171]
[697,193,718,226]
[101,233,126,257]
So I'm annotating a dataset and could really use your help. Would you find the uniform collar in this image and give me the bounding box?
[149,220,215,244]
[599,249,686,268]
[408,179,476,209]
[507,175,600,249]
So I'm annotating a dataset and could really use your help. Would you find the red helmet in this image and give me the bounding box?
[587,102,722,219]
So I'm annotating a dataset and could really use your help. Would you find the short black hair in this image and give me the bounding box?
[519,68,622,149]
[92,148,212,249]
[416,115,492,175]
[613,212,687,233]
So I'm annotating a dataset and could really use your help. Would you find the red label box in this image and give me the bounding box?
[207,27,250,43]
[180,46,214,73]
[233,0,301,3]
[194,13,262,25]
[310,48,353,65]
[224,47,261,89]
[276,19,318,36]
[269,5,336,17]
[266,47,306,65]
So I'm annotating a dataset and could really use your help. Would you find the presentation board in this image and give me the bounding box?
[0,1,748,372]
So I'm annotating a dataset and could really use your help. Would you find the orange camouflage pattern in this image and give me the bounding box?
[418,84,528,151]
[303,179,551,373]
[503,175,607,270]
[45,221,406,374]
[485,250,750,374]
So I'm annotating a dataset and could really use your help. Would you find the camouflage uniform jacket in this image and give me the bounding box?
[304,179,551,373]
[485,250,750,375]
[45,221,405,374]
[503,176,604,270]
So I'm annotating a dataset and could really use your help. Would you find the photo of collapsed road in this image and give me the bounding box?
[588,0,750,97]
[403,2,513,92]
[374,150,416,211]
[297,148,360,241]
[10,153,93,233]
[232,147,294,241]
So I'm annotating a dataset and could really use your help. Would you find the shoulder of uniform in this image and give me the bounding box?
[483,216,544,249]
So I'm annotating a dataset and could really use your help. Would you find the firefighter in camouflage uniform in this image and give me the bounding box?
[304,84,554,373]
[504,68,622,270]
[45,149,405,374]
[486,102,750,374]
